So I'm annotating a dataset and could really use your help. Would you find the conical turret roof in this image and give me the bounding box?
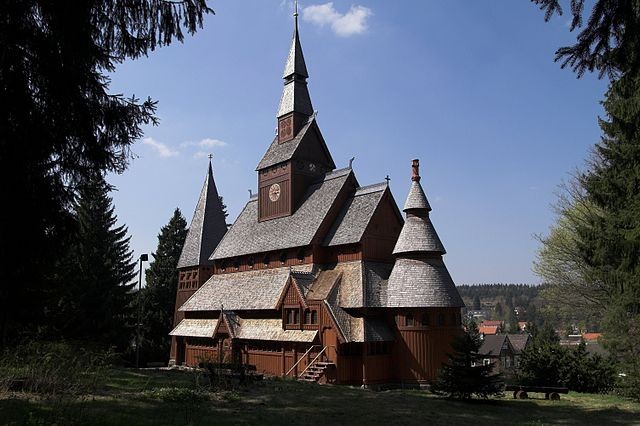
[403,180,431,211]
[392,159,444,255]
[385,159,464,308]
[177,161,228,269]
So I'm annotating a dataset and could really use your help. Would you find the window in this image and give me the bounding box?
[421,313,430,326]
[296,248,305,263]
[367,342,391,356]
[286,309,299,325]
[279,251,287,265]
[263,254,270,266]
[405,312,414,327]
[311,310,318,324]
[304,309,311,324]
[483,358,491,366]
[437,313,445,326]
[248,256,255,269]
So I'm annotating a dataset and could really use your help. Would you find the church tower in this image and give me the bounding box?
[256,10,335,221]
[170,159,228,364]
[386,159,464,383]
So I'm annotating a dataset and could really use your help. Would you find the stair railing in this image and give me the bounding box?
[286,345,323,377]
[298,346,329,378]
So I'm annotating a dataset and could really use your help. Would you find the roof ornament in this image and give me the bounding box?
[385,175,391,185]
[248,189,253,198]
[294,0,299,19]
[411,159,421,182]
[349,157,355,169]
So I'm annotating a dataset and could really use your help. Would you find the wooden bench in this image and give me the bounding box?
[505,385,569,400]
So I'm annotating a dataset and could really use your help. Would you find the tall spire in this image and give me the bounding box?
[177,159,228,268]
[277,3,313,119]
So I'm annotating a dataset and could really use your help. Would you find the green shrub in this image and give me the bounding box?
[142,386,208,403]
[0,340,114,395]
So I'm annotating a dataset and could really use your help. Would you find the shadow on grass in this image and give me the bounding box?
[1,373,638,425]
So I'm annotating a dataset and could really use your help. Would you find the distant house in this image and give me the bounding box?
[479,325,499,335]
[506,334,531,367]
[479,320,503,336]
[479,334,516,372]
[582,332,601,342]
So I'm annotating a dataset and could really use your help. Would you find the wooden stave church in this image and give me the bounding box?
[168,15,464,386]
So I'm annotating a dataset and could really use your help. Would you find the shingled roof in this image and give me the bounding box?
[256,116,335,170]
[385,257,464,308]
[323,183,390,247]
[177,162,228,268]
[212,168,353,259]
[236,319,318,342]
[169,319,218,338]
[179,265,312,312]
[403,181,431,211]
[392,215,446,255]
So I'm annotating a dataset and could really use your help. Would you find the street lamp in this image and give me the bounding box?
[136,253,149,369]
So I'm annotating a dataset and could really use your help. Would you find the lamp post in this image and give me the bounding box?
[136,253,149,369]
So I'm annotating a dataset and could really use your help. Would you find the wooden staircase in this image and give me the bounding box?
[299,361,335,383]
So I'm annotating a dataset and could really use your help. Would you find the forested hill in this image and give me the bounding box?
[457,284,542,328]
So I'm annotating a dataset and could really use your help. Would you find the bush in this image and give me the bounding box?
[517,341,615,393]
[0,341,114,396]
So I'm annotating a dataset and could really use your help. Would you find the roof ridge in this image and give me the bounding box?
[355,182,387,196]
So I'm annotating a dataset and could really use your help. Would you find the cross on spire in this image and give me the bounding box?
[385,175,391,184]
[208,153,213,160]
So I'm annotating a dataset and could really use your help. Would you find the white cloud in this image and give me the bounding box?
[142,137,179,158]
[181,138,228,148]
[198,138,227,148]
[303,3,372,37]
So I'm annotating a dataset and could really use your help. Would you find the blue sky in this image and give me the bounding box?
[108,1,608,285]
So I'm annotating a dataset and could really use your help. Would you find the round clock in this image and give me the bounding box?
[269,183,281,202]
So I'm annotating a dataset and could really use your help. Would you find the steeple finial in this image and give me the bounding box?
[411,159,421,182]
[294,0,299,19]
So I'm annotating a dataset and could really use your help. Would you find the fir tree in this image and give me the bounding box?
[431,320,503,400]
[0,0,213,346]
[139,208,188,363]
[59,178,137,350]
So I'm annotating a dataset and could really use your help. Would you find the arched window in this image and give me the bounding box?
[405,312,414,327]
[248,256,255,269]
[311,310,318,324]
[437,313,445,326]
[263,254,270,266]
[296,248,305,263]
[421,313,430,326]
[279,251,287,265]
[304,309,311,324]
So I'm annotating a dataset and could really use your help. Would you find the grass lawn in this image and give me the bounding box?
[1,368,639,425]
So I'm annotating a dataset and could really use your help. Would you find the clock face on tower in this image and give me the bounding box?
[269,183,281,202]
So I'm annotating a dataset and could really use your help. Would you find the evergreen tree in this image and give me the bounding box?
[432,320,503,400]
[0,0,213,346]
[577,71,640,399]
[58,178,137,350]
[472,294,481,310]
[139,208,188,363]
